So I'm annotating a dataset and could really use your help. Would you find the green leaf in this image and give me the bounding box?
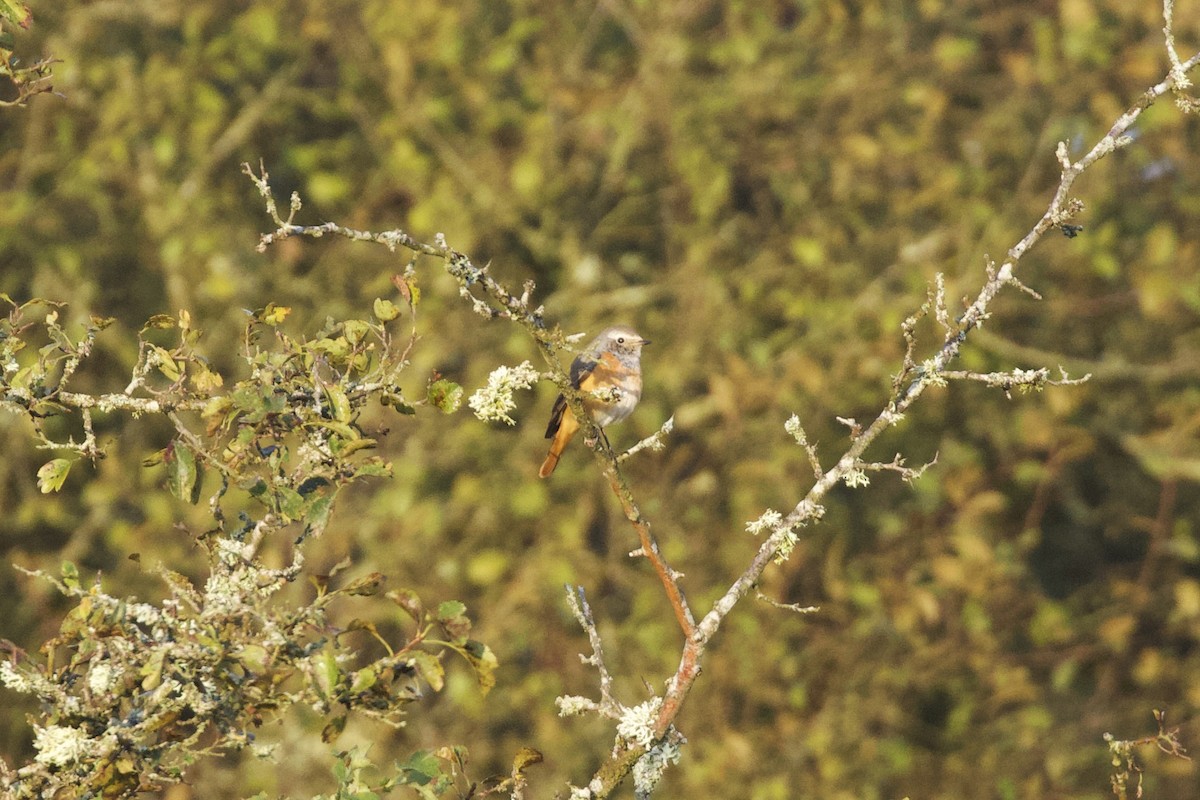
[306,495,334,535]
[353,460,393,479]
[201,395,234,427]
[382,391,416,414]
[398,750,443,786]
[235,644,271,673]
[7,366,31,391]
[343,572,385,596]
[58,597,92,637]
[190,365,224,393]
[152,345,182,382]
[436,600,466,620]
[314,419,360,441]
[333,437,377,457]
[0,1,31,31]
[60,560,80,590]
[141,448,166,467]
[314,650,340,699]
[512,746,544,773]
[310,336,350,361]
[462,639,498,695]
[321,714,348,743]
[260,303,292,326]
[142,314,176,330]
[343,319,370,345]
[437,600,471,643]
[140,648,166,691]
[407,651,444,692]
[427,379,462,414]
[36,458,72,493]
[1121,433,1200,481]
[332,754,349,783]
[276,486,305,522]
[166,444,198,503]
[373,297,400,322]
[349,666,377,694]
[387,588,424,622]
[326,383,352,423]
[390,272,422,308]
[231,384,267,413]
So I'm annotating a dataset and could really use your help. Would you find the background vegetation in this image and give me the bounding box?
[2,0,1200,797]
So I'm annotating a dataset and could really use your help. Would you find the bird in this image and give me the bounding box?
[539,326,649,478]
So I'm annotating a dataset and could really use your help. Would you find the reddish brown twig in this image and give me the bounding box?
[603,464,695,638]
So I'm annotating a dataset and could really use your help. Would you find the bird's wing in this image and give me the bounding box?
[569,352,599,389]
[544,353,599,438]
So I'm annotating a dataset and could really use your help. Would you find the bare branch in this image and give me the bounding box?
[784,415,823,480]
[859,452,938,483]
[1164,0,1200,112]
[835,416,862,439]
[754,591,820,615]
[973,328,1200,385]
[618,415,675,463]
[941,367,1091,397]
[560,586,621,720]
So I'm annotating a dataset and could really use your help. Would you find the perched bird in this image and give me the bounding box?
[539,326,649,478]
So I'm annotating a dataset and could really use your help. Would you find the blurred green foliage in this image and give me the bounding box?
[3,0,1200,797]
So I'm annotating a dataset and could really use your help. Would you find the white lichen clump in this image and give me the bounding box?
[87,661,116,695]
[633,739,683,798]
[468,361,540,425]
[32,724,92,768]
[0,660,32,692]
[745,508,801,563]
[843,468,870,488]
[784,414,806,444]
[555,695,596,717]
[745,508,783,536]
[616,698,662,748]
[921,358,947,387]
[772,528,800,564]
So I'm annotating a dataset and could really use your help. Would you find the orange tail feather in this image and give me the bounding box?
[539,408,579,478]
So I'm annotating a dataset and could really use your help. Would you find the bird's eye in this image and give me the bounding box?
[617,337,625,344]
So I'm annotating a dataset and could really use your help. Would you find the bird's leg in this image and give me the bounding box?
[584,427,612,450]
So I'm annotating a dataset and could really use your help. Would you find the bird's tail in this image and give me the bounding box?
[539,408,578,478]
[538,450,561,478]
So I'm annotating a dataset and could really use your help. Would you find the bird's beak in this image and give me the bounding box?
[640,338,651,346]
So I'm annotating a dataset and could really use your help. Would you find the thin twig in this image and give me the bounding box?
[565,586,622,719]
[618,415,675,463]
